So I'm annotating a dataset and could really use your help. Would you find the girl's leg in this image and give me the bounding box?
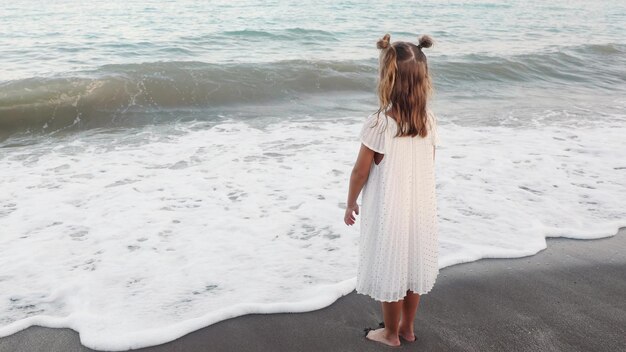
[382,300,403,336]
[365,300,402,346]
[399,290,420,341]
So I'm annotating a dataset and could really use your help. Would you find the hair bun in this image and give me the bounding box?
[417,35,433,49]
[377,33,391,50]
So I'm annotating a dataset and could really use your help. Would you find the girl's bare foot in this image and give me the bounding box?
[365,327,401,347]
[398,323,416,342]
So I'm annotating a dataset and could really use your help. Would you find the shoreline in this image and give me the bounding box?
[1,228,624,352]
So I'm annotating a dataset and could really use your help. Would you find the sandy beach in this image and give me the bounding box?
[1,227,623,352]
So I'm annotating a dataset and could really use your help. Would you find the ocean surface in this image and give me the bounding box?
[1,0,625,350]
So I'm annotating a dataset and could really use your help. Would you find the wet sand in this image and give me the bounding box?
[1,228,624,352]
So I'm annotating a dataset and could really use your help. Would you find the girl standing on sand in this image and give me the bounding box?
[344,33,439,347]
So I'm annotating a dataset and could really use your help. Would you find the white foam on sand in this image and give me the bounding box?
[0,116,624,350]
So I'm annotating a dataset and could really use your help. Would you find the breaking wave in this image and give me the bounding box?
[1,43,624,136]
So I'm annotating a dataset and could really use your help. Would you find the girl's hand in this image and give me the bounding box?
[344,203,359,226]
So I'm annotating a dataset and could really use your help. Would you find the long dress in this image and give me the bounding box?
[355,110,440,302]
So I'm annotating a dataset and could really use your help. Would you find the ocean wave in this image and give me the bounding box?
[218,27,338,41]
[436,43,626,86]
[0,60,375,136]
[1,43,624,136]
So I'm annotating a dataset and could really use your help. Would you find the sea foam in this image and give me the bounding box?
[0,116,624,350]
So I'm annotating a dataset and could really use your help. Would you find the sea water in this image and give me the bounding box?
[1,0,625,350]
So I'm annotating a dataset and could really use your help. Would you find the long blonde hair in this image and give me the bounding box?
[375,33,433,138]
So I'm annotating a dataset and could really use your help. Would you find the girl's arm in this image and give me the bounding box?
[344,143,375,225]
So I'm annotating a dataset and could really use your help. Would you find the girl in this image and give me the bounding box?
[343,33,439,347]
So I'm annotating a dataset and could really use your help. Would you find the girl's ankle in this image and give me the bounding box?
[383,328,399,338]
[399,322,414,330]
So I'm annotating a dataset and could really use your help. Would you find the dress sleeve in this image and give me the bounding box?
[359,114,387,154]
[428,111,441,147]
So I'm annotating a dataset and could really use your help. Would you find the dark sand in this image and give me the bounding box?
[2,228,625,352]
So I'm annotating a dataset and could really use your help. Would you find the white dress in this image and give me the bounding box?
[355,111,440,302]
